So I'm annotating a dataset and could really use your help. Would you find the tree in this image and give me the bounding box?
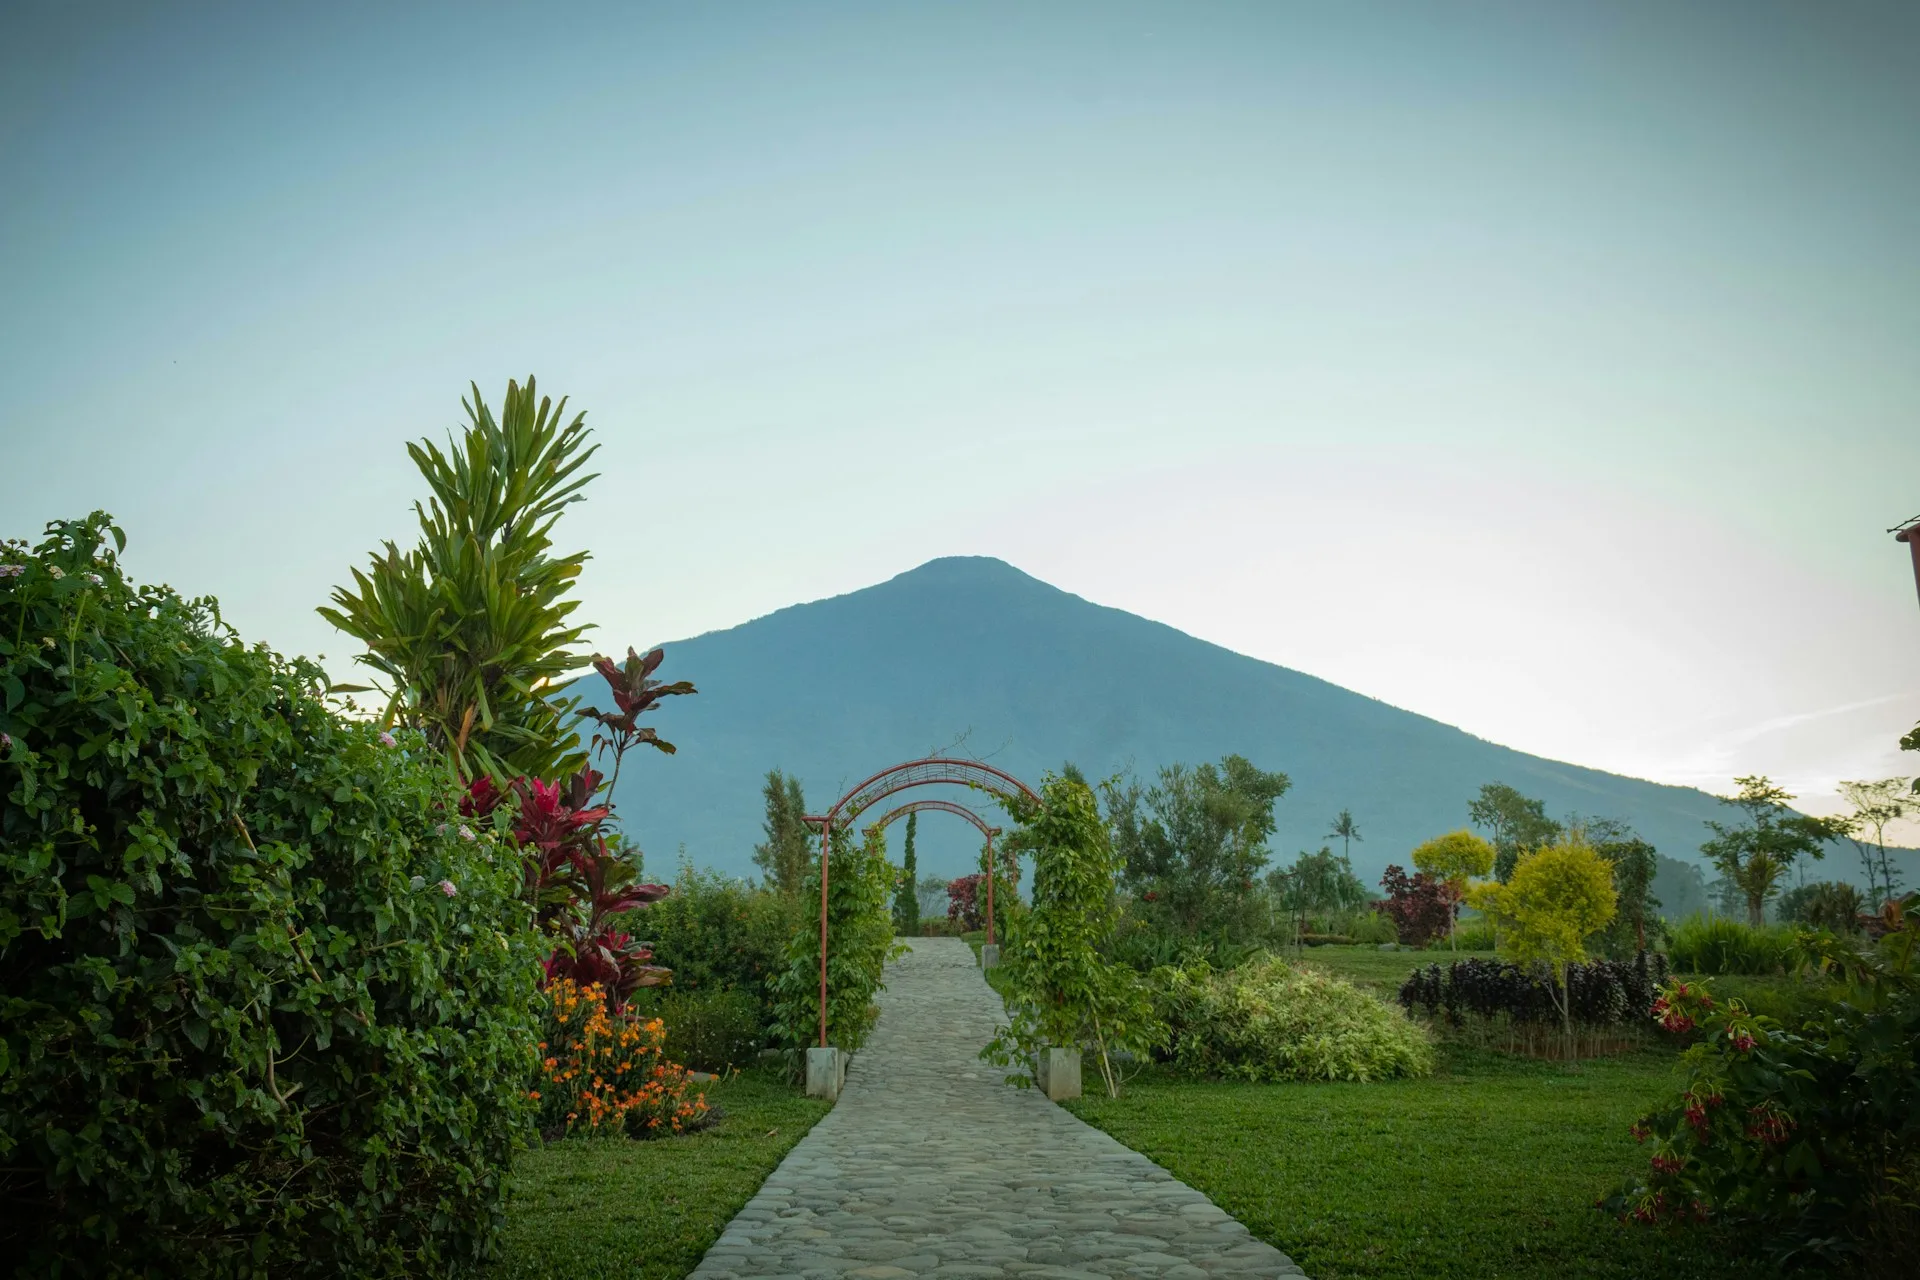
[1777,880,1866,934]
[1468,783,1564,881]
[892,810,920,935]
[1838,777,1910,906]
[1326,809,1362,860]
[1376,865,1456,948]
[1700,776,1846,927]
[1593,834,1660,955]
[753,769,812,896]
[1410,829,1496,950]
[320,377,598,782]
[1471,839,1618,1061]
[1269,846,1369,949]
[1103,755,1291,936]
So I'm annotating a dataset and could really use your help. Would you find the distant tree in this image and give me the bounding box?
[1468,783,1563,881]
[1102,755,1290,936]
[752,769,812,896]
[1325,809,1362,860]
[892,810,921,936]
[1268,846,1369,949]
[1838,778,1910,906]
[1376,865,1455,948]
[915,874,949,922]
[1470,839,1618,1061]
[1776,880,1866,934]
[1700,776,1847,928]
[1592,833,1660,955]
[1410,830,1496,950]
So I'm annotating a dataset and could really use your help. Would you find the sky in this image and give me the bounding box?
[4,1,1919,834]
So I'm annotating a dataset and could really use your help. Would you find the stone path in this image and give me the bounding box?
[692,937,1307,1280]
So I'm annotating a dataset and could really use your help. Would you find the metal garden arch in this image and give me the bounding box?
[802,757,1040,1049]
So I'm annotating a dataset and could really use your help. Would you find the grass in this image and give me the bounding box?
[1065,1045,1769,1280]
[494,1068,830,1280]
[1291,944,1500,997]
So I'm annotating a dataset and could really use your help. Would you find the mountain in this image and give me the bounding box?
[615,556,1899,900]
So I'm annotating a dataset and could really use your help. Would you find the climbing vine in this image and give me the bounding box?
[981,773,1160,1096]
[770,825,898,1053]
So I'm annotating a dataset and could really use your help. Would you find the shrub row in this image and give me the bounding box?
[1398,951,1672,1027]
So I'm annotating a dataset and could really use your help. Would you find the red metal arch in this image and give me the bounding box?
[801,757,1041,1048]
[861,797,1001,840]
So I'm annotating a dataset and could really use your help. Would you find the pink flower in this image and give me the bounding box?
[0,732,12,753]
[378,731,397,747]
[0,564,23,579]
[458,825,475,842]
[438,879,458,897]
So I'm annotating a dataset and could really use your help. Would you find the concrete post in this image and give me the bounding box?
[979,943,1001,971]
[805,1046,847,1101]
[1035,1047,1081,1101]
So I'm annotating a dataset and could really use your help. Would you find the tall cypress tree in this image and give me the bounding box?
[893,811,920,935]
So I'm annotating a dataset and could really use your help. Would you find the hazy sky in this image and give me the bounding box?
[5,2,1919,831]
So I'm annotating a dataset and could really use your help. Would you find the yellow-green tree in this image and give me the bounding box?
[1411,829,1495,950]
[1470,839,1617,1060]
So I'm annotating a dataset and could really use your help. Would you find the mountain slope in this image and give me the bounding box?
[615,556,1886,896]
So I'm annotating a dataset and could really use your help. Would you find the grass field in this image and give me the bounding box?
[1290,944,1499,996]
[1065,1045,1765,1280]
[494,1068,830,1280]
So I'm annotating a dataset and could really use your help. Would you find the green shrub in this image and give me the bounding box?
[640,862,797,1022]
[1668,913,1801,975]
[1434,916,1497,951]
[649,987,768,1072]
[770,826,894,1052]
[1344,910,1399,945]
[0,514,543,1276]
[1153,954,1434,1082]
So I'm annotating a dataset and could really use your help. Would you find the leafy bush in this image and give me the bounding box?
[947,872,987,931]
[1776,880,1866,934]
[1343,910,1399,945]
[1375,864,1456,947]
[771,827,895,1052]
[1609,941,1920,1275]
[985,773,1160,1096]
[1440,915,1497,951]
[1398,952,1670,1056]
[0,514,543,1276]
[1154,954,1433,1082]
[650,988,767,1073]
[534,979,709,1138]
[640,862,797,1026]
[1668,913,1801,975]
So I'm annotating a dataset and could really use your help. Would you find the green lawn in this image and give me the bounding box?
[494,1068,830,1280]
[1291,944,1499,996]
[1065,1046,1768,1280]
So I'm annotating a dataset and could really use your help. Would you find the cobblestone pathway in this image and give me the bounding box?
[692,937,1306,1280]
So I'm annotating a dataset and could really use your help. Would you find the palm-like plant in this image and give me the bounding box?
[320,377,599,781]
[1326,808,1362,859]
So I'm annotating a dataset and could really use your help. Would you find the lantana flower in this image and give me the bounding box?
[439,879,458,897]
[0,564,23,579]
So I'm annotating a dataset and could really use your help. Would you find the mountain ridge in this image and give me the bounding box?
[615,555,1906,900]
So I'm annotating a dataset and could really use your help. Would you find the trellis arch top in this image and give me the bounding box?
[861,797,1000,840]
[809,756,1041,828]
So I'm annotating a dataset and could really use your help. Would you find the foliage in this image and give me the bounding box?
[893,809,920,935]
[1398,952,1671,1058]
[496,1068,831,1280]
[1609,929,1920,1275]
[651,988,768,1073]
[1412,829,1497,884]
[1103,755,1290,937]
[1376,864,1457,948]
[1699,775,1846,928]
[984,773,1161,1097]
[1154,954,1433,1082]
[1838,777,1909,905]
[1471,839,1618,1058]
[1067,1049,1763,1280]
[319,377,599,783]
[1469,782,1563,882]
[0,513,543,1276]
[1592,834,1662,957]
[1775,879,1865,934]
[534,979,709,1139]
[581,645,695,796]
[946,872,987,932]
[751,769,812,896]
[770,826,895,1052]
[1325,807,1362,859]
[1267,845,1370,948]
[636,861,798,1041]
[1666,914,1803,976]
